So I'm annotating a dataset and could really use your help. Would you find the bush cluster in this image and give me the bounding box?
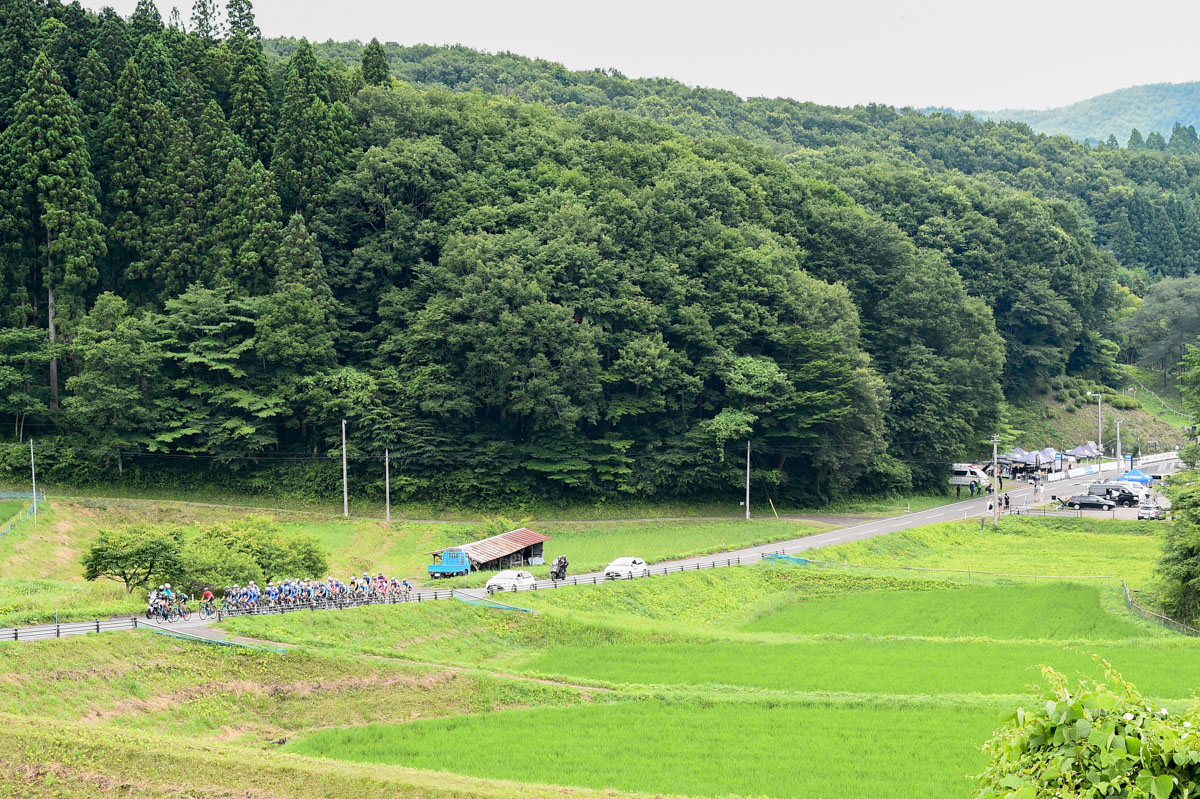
[81,516,327,596]
[977,664,1200,799]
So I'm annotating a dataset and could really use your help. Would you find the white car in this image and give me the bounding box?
[484,570,536,594]
[604,557,650,579]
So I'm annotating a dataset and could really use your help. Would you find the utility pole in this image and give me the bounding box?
[29,439,36,526]
[991,434,999,527]
[1115,419,1123,468]
[745,440,751,521]
[341,419,348,518]
[384,448,391,522]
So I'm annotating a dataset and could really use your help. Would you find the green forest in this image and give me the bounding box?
[0,0,1195,507]
[981,81,1200,144]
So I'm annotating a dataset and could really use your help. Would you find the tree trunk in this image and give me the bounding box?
[46,232,58,413]
[47,284,58,413]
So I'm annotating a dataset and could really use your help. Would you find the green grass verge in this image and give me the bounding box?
[285,698,997,799]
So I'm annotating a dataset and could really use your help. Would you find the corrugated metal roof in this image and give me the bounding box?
[431,528,549,564]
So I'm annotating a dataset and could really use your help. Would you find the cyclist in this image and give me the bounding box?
[160,584,174,619]
[402,578,412,599]
[200,586,215,615]
[175,589,190,616]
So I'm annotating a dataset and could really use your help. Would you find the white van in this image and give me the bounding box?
[949,464,991,489]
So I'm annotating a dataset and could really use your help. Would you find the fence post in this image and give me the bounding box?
[95,619,100,633]
[55,623,60,638]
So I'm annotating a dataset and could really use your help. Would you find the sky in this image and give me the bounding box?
[91,0,1200,111]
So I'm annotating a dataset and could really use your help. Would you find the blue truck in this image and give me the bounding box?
[427,547,472,579]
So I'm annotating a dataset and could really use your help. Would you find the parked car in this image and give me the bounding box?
[1087,483,1141,507]
[1061,494,1117,511]
[484,570,536,594]
[604,557,650,579]
[1137,504,1168,521]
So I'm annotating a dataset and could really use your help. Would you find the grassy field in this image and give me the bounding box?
[287,698,997,799]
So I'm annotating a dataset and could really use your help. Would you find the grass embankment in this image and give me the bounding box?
[0,631,588,743]
[29,480,959,521]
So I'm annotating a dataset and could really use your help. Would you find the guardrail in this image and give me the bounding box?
[0,616,139,642]
[1122,581,1200,637]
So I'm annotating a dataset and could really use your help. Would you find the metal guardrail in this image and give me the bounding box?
[1122,581,1200,637]
[0,616,139,641]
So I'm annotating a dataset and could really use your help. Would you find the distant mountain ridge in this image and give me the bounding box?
[980,82,1200,143]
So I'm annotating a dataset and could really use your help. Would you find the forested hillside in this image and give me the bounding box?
[0,0,1182,507]
[287,40,1200,295]
[985,82,1200,144]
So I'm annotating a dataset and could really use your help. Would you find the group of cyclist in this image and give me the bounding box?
[147,573,417,621]
[146,583,192,621]
[220,573,415,612]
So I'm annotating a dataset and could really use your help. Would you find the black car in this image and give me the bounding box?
[1062,494,1117,511]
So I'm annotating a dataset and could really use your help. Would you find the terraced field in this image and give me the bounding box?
[0,513,1187,798]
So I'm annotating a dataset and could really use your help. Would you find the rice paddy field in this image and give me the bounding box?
[0,508,1191,798]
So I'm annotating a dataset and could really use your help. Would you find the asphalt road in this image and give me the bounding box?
[13,460,1178,641]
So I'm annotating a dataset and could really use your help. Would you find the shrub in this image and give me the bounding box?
[1069,388,1081,398]
[977,663,1199,799]
[1050,379,1065,391]
[1111,395,1142,410]
[1055,390,1070,403]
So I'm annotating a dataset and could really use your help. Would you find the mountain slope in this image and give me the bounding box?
[986,82,1200,142]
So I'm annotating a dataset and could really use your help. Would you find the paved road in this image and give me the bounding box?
[15,460,1178,641]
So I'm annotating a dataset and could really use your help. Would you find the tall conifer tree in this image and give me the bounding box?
[129,0,165,44]
[135,34,178,105]
[75,49,114,135]
[93,8,132,80]
[5,52,105,410]
[0,0,40,127]
[225,0,260,40]
[99,60,165,289]
[361,38,389,87]
[228,32,272,163]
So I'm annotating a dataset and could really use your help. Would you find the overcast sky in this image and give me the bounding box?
[92,0,1200,110]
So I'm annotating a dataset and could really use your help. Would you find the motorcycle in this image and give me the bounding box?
[550,555,569,581]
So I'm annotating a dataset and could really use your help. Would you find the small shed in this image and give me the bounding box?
[430,528,550,571]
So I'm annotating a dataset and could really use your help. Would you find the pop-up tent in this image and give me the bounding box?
[1118,468,1153,485]
[1066,443,1101,458]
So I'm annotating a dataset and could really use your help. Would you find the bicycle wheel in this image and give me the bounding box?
[181,608,191,621]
